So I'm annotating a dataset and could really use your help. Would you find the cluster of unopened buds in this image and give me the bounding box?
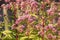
[0,0,60,40]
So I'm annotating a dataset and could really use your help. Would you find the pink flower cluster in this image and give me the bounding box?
[1,0,60,40]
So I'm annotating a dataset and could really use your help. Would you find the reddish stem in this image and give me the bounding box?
[42,17,44,40]
[16,31,19,40]
[13,10,17,22]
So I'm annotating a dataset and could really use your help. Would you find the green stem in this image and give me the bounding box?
[16,33,18,40]
[3,5,9,30]
[42,37,44,40]
[39,37,40,40]
[28,36,30,40]
[16,3,20,18]
[15,3,20,40]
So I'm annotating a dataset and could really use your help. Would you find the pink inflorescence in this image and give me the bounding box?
[1,0,60,40]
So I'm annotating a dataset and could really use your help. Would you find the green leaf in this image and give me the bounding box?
[2,30,11,35]
[36,38,42,40]
[20,36,28,40]
[30,14,38,18]
[29,35,35,38]
[33,21,38,25]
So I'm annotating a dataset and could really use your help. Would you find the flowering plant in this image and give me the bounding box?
[0,0,60,40]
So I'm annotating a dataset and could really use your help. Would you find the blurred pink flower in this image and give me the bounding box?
[31,1,38,8]
[26,0,35,2]
[52,35,56,39]
[25,29,30,36]
[38,31,44,37]
[47,34,53,39]
[16,0,22,3]
[57,17,60,25]
[58,12,60,15]
[52,5,57,11]
[15,18,22,24]
[20,2,26,11]
[26,14,31,18]
[35,24,40,30]
[48,24,53,29]
[24,10,31,14]
[1,4,5,8]
[52,28,57,33]
[28,18,33,23]
[45,26,49,31]
[19,29,23,33]
[43,0,50,4]
[31,1,38,12]
[6,4,11,9]
[58,31,60,35]
[5,0,10,2]
[40,3,45,10]
[16,0,20,2]
[0,14,2,17]
[47,8,55,16]
[28,16,36,23]
[15,14,30,24]
[12,24,18,29]
[19,25,25,29]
